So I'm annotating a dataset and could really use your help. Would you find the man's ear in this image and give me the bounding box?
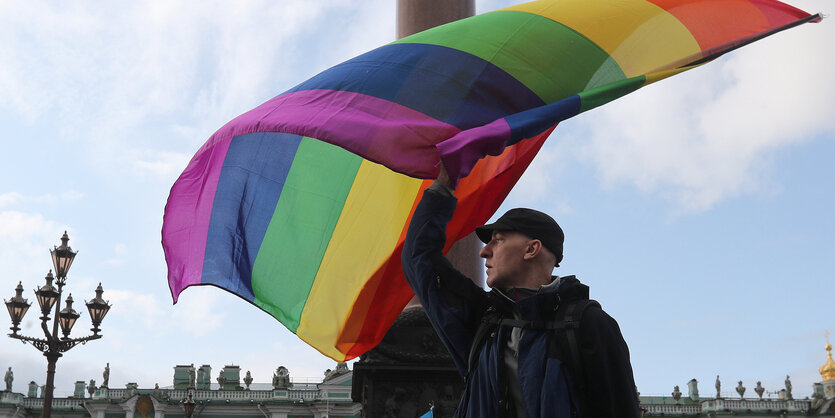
[523,239,543,260]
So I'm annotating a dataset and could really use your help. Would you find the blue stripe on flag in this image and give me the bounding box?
[203,132,303,301]
[284,43,544,130]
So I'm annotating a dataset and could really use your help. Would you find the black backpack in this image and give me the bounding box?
[465,297,601,417]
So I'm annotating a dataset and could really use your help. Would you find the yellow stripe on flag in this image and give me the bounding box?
[295,159,423,359]
[644,64,701,86]
[504,0,701,77]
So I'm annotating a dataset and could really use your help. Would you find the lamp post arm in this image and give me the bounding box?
[8,331,100,354]
[56,334,102,353]
[7,333,51,353]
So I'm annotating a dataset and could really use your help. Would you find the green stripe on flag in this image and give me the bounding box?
[251,138,362,332]
[396,10,625,104]
[577,75,646,113]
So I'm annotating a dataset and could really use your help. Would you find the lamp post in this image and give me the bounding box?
[4,232,111,418]
[183,391,196,418]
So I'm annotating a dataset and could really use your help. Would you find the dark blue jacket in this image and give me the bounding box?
[402,188,640,417]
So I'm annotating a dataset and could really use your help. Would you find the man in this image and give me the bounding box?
[402,166,639,417]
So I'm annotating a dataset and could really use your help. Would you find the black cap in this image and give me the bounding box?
[475,208,564,266]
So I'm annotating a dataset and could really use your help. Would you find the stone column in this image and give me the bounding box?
[83,403,108,418]
[398,0,483,311]
[353,4,481,418]
[396,0,475,39]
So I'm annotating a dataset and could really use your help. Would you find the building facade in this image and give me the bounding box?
[639,338,835,416]
[0,364,360,418]
[3,337,834,417]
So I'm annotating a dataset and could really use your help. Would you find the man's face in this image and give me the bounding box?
[479,230,531,289]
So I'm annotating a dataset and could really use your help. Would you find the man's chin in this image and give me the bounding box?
[486,277,504,289]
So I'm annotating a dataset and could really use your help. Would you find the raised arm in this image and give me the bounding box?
[401,168,488,375]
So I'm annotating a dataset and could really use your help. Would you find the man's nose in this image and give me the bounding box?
[479,245,490,258]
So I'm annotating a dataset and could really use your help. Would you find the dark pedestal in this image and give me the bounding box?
[352,307,464,418]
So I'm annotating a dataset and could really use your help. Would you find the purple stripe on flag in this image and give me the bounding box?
[163,137,233,302]
[436,118,512,185]
[207,89,462,179]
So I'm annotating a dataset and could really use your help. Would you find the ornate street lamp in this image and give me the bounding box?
[183,391,196,418]
[58,294,80,338]
[4,232,111,418]
[34,272,59,317]
[50,231,76,283]
[85,283,111,336]
[4,282,31,334]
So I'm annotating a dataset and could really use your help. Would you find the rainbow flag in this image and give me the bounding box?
[163,0,819,361]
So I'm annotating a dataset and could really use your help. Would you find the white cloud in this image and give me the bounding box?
[574,14,835,213]
[0,211,62,280]
[0,191,83,209]
[130,150,192,182]
[510,139,577,216]
[0,0,391,181]
[100,244,129,266]
[102,286,225,337]
[105,289,166,329]
[0,192,23,208]
[101,258,123,266]
[514,143,563,198]
[61,191,84,201]
[167,286,226,336]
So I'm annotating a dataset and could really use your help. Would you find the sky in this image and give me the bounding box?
[1,0,833,400]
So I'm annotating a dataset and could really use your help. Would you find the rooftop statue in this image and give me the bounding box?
[244,371,253,390]
[273,366,290,389]
[754,381,765,399]
[189,366,196,388]
[324,362,350,382]
[736,381,746,399]
[102,363,110,388]
[87,379,96,397]
[4,367,12,392]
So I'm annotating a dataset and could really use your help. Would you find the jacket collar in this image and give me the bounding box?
[488,275,588,318]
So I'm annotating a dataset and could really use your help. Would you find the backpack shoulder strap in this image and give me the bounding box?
[552,298,600,417]
[466,306,500,383]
